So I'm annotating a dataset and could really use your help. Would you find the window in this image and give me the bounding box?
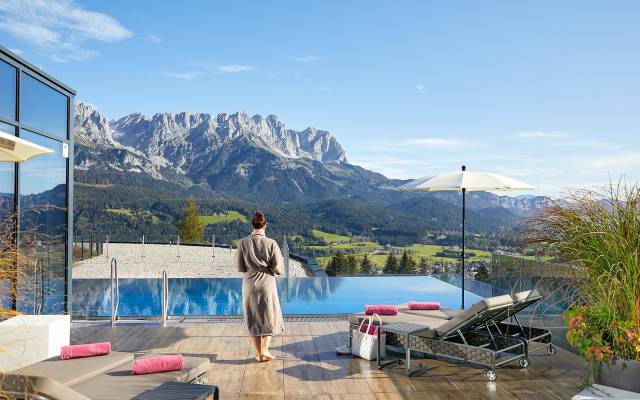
[20,73,68,138]
[17,130,67,313]
[0,60,16,121]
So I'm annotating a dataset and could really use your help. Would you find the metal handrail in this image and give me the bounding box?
[161,270,169,327]
[110,258,119,326]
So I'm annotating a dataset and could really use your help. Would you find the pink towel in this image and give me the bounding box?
[132,355,185,375]
[408,301,440,310]
[60,342,111,360]
[359,323,385,335]
[364,305,398,315]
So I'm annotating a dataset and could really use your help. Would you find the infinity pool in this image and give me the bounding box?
[71,276,484,318]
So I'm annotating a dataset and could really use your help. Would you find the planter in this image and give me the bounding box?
[596,358,640,393]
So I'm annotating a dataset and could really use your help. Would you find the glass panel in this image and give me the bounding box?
[0,60,16,121]
[0,122,15,310]
[18,130,67,313]
[20,73,67,138]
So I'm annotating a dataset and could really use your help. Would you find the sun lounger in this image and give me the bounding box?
[349,294,528,381]
[405,290,555,357]
[0,352,211,400]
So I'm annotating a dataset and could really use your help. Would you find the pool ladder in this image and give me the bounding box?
[110,258,119,326]
[161,270,169,327]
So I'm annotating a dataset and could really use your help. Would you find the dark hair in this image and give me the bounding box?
[251,211,267,230]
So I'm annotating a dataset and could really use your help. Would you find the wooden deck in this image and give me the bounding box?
[71,319,585,399]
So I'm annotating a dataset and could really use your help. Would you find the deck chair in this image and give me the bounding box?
[406,290,555,359]
[349,294,528,381]
[0,352,211,400]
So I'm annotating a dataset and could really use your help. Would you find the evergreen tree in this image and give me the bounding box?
[417,257,430,275]
[326,251,347,276]
[475,264,490,283]
[345,253,359,275]
[360,253,374,275]
[178,197,204,242]
[398,250,417,274]
[383,253,398,274]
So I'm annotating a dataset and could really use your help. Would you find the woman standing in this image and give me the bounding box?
[236,211,285,362]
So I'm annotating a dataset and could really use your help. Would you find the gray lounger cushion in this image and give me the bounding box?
[0,374,90,400]
[435,294,513,337]
[12,351,133,386]
[403,308,462,320]
[512,289,541,303]
[71,354,210,400]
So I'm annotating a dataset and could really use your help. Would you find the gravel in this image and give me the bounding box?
[72,242,311,278]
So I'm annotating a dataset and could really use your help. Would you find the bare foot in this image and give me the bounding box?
[262,351,275,361]
[255,355,264,362]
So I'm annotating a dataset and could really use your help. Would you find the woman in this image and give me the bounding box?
[236,211,284,362]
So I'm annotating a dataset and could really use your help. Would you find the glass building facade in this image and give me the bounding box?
[0,46,75,314]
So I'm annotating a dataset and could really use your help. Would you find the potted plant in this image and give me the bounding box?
[530,184,640,392]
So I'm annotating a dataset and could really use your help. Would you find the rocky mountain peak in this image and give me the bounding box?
[74,102,118,147]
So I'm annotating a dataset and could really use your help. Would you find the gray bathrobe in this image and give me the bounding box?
[236,231,285,336]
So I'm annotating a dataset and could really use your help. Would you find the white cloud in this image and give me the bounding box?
[144,34,162,43]
[288,55,322,63]
[0,0,132,62]
[515,131,569,139]
[218,65,255,73]
[416,84,425,92]
[400,138,473,150]
[162,71,200,80]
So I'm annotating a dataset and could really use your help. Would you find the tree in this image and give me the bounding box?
[360,253,375,275]
[383,253,398,274]
[398,250,417,274]
[475,264,490,283]
[417,257,430,275]
[345,254,360,275]
[178,197,204,242]
[326,251,347,276]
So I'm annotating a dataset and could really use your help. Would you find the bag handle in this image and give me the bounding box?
[372,313,383,328]
[358,317,368,332]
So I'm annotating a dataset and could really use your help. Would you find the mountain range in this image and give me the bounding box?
[72,102,550,243]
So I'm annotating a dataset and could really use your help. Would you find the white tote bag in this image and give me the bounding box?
[352,314,386,360]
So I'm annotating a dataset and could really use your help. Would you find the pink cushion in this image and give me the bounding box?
[132,355,185,375]
[60,342,111,360]
[364,305,398,315]
[408,301,440,310]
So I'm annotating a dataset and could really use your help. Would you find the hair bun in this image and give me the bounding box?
[252,211,267,229]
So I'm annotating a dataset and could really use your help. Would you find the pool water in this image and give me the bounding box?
[71,275,483,318]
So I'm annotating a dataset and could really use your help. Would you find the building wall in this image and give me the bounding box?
[0,46,75,314]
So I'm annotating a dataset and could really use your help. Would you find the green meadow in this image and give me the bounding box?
[198,211,248,225]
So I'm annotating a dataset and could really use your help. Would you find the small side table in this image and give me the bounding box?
[133,381,219,400]
[377,321,430,377]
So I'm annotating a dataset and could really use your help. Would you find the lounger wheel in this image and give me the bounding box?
[547,345,557,356]
[519,356,530,369]
[485,370,497,381]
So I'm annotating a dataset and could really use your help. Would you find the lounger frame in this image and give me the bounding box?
[349,321,527,381]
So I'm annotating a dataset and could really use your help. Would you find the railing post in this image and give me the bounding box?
[141,235,145,259]
[211,234,215,264]
[161,270,169,327]
[283,235,290,277]
[90,233,93,258]
[81,235,84,261]
[105,235,109,260]
[177,235,180,259]
[110,258,119,326]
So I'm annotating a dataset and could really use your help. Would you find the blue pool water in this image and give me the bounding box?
[71,276,484,318]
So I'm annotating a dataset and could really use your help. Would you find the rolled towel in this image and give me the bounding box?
[132,355,185,375]
[364,305,398,315]
[60,342,111,360]
[408,301,440,310]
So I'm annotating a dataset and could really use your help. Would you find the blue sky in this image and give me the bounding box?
[1,0,639,196]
